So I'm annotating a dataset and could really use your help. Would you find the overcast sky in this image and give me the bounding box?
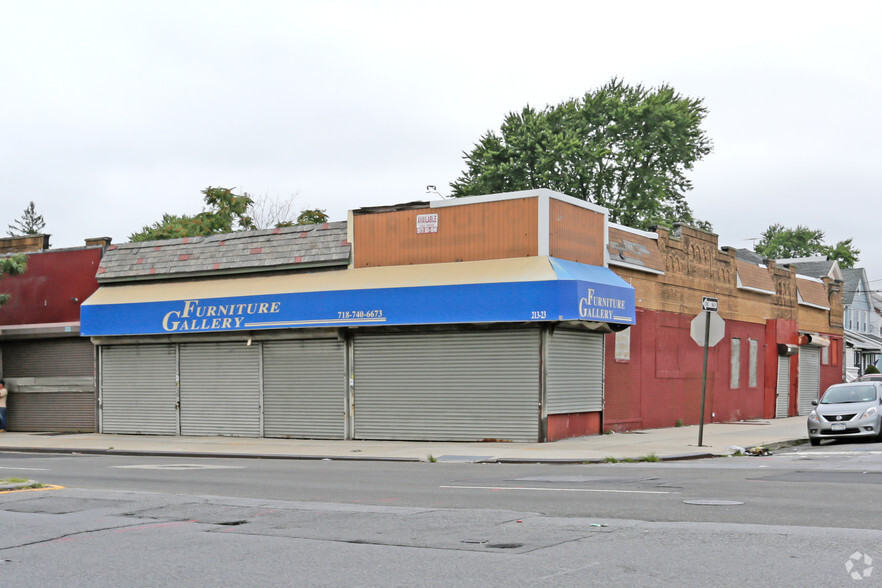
[3,1,880,284]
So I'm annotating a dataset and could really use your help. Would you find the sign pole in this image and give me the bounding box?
[698,310,710,447]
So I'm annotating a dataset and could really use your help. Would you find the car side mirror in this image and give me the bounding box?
[811,400,818,406]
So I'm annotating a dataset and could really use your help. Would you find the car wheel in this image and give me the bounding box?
[810,437,821,446]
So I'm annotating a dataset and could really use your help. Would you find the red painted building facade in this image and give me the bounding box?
[603,224,843,432]
[0,235,107,431]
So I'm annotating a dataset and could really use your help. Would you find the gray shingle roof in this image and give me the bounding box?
[98,222,350,282]
[776,256,835,280]
[840,268,866,306]
[735,248,765,264]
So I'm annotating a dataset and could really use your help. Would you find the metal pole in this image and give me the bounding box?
[698,310,711,447]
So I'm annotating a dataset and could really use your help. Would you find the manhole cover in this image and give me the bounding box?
[682,500,744,506]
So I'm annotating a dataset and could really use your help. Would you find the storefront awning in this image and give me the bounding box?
[81,256,636,337]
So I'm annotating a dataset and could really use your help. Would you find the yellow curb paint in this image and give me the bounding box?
[0,484,65,494]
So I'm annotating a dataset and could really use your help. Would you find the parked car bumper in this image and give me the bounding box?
[807,416,882,440]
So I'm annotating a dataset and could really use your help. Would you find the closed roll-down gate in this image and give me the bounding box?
[100,344,178,434]
[352,330,541,442]
[100,339,345,438]
[547,330,604,414]
[798,346,820,416]
[776,356,790,418]
[2,338,96,432]
[263,339,345,439]
[180,342,261,437]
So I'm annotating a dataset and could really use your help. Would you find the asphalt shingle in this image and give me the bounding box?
[97,222,350,282]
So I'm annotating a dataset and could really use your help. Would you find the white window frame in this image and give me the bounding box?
[730,338,741,389]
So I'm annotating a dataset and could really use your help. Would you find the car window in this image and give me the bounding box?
[820,385,878,404]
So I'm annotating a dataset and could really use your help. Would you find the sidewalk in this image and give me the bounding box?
[0,417,808,464]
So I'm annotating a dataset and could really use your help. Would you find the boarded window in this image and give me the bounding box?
[656,325,682,378]
[730,338,741,389]
[822,345,829,365]
[748,339,758,388]
[615,328,631,361]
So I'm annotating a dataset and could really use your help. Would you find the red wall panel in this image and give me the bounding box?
[0,248,101,325]
[605,309,768,431]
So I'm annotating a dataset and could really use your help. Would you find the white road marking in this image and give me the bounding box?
[440,485,668,494]
[111,464,245,470]
[0,466,48,471]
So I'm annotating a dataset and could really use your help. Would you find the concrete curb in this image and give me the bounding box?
[494,452,718,464]
[0,446,424,462]
[0,479,40,491]
[0,446,720,464]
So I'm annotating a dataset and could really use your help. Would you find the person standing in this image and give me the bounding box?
[0,379,7,432]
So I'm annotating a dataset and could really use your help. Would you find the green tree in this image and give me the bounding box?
[295,209,329,225]
[451,78,713,230]
[0,255,27,306]
[754,223,860,268]
[8,201,46,237]
[130,187,256,242]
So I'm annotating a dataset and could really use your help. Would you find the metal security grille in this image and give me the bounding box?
[262,339,346,439]
[1,338,94,377]
[100,344,178,435]
[7,391,95,432]
[3,337,96,432]
[776,355,790,418]
[179,342,261,437]
[546,330,604,414]
[798,346,821,416]
[352,329,540,442]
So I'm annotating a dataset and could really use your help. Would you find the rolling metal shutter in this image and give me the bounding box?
[352,329,540,442]
[6,390,95,432]
[263,339,345,439]
[776,356,790,418]
[100,344,178,435]
[798,346,821,415]
[1,338,94,377]
[546,330,604,414]
[179,342,261,437]
[2,338,96,432]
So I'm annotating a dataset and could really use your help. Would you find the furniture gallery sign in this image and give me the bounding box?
[81,266,635,337]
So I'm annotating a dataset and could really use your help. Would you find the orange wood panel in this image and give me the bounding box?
[353,198,539,268]
[548,199,605,265]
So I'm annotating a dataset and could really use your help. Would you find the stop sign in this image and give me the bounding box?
[691,311,725,347]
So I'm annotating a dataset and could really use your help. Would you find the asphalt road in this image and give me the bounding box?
[2,442,882,586]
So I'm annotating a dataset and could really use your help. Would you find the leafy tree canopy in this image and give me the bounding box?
[754,223,860,268]
[450,78,713,231]
[8,201,46,237]
[130,187,256,242]
[0,254,27,307]
[295,209,329,225]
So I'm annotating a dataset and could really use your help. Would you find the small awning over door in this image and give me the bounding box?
[81,256,635,337]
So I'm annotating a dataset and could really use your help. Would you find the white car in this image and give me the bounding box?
[807,382,882,446]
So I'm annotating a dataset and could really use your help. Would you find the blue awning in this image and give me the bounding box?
[81,256,635,337]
